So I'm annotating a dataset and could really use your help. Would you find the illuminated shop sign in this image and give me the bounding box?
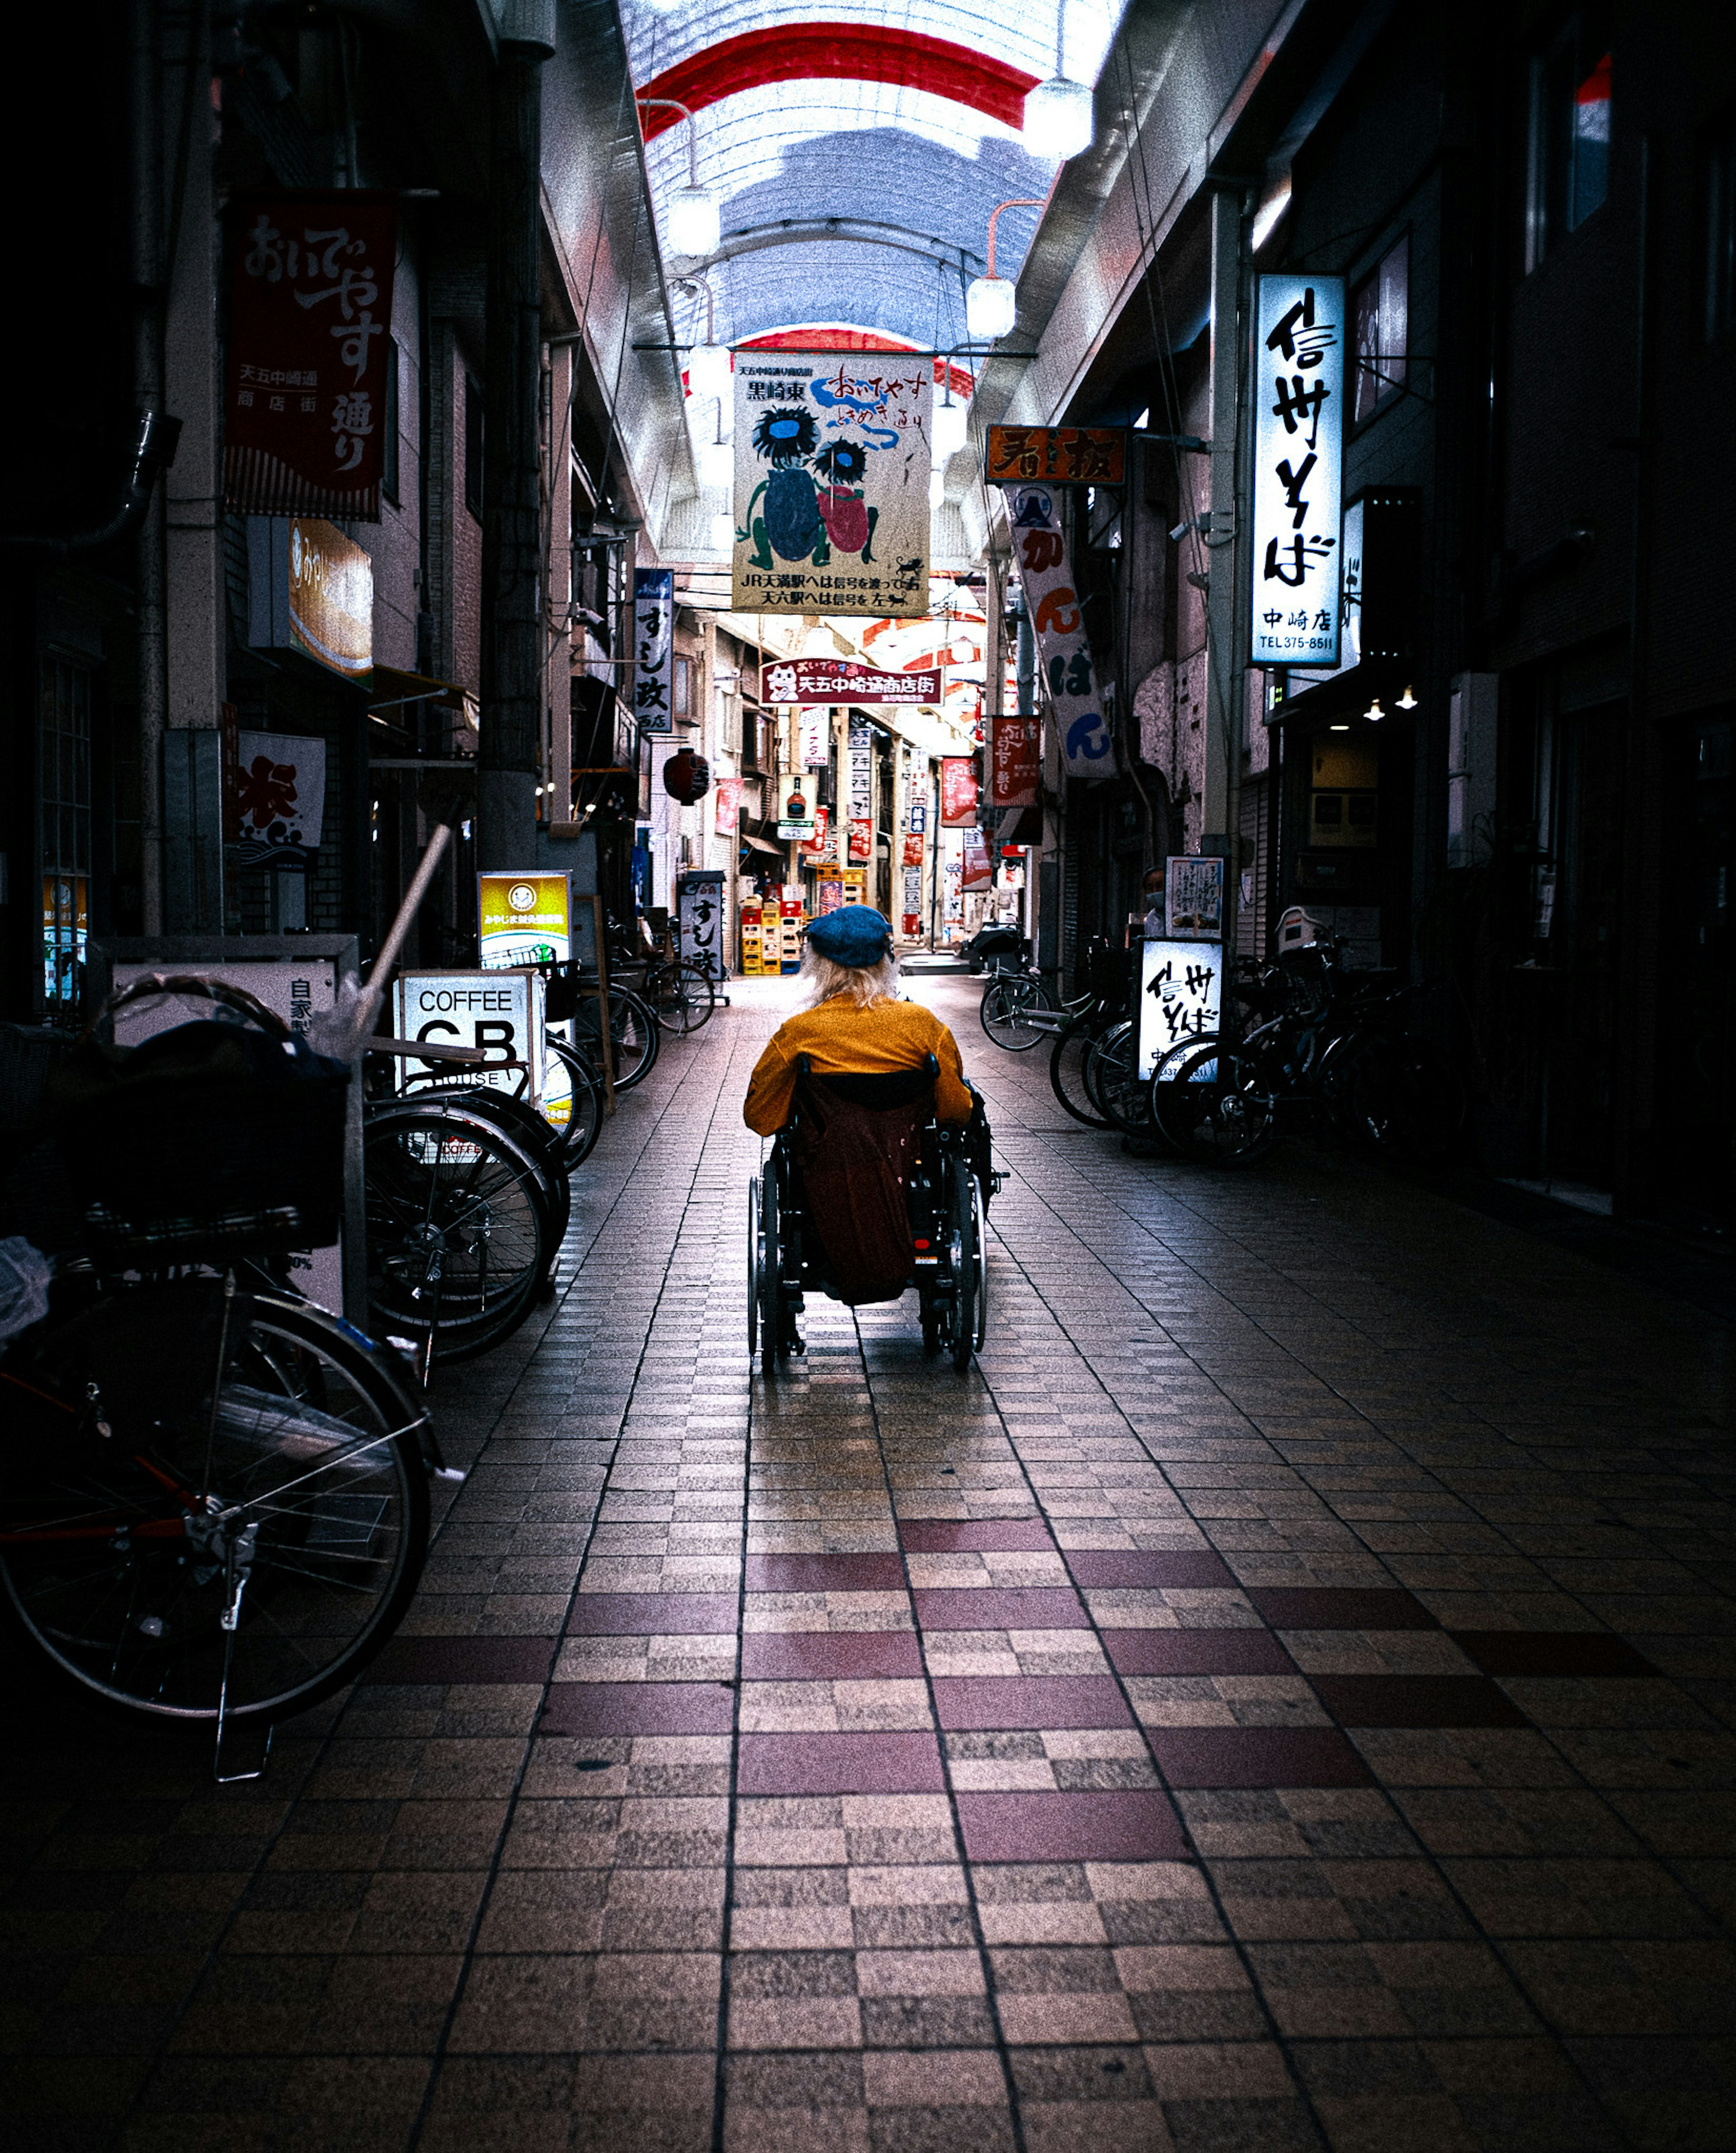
[1251,275,1345,669]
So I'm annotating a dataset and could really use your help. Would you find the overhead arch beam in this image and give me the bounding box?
[636,25,1039,139]
[698,216,985,276]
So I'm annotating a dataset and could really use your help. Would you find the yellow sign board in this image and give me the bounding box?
[288,518,373,678]
[478,872,572,970]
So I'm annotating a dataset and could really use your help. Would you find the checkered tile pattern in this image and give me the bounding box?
[4,974,1733,2152]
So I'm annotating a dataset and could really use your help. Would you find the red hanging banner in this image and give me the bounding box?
[990,717,1040,807]
[224,192,399,521]
[940,756,979,828]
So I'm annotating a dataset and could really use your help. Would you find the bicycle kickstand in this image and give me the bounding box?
[213,1522,274,1784]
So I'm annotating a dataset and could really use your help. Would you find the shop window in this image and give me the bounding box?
[463,371,483,522]
[673,654,692,718]
[382,338,400,505]
[1351,238,1408,424]
[1706,108,1736,342]
[1527,23,1613,270]
[39,658,92,1018]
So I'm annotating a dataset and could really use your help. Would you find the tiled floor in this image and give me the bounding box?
[5,972,1736,2152]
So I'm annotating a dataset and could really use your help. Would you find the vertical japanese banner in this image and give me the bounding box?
[676,870,725,972]
[1251,275,1345,667]
[797,709,830,766]
[732,352,929,617]
[225,192,398,519]
[1004,485,1109,773]
[1137,942,1224,1079]
[713,777,742,834]
[991,716,1040,807]
[940,757,979,827]
[848,716,874,862]
[632,568,674,733]
[962,828,993,888]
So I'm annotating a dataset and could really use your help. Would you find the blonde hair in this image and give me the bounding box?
[800,942,901,1010]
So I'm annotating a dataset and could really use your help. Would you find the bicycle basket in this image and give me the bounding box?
[44,978,350,1262]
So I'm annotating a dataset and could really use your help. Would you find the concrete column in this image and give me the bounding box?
[546,341,573,818]
[478,5,555,870]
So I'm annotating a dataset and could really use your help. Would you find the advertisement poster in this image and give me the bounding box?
[1137,941,1222,1079]
[225,192,398,520]
[765,658,942,705]
[776,780,816,839]
[732,351,929,616]
[478,872,571,969]
[940,756,979,828]
[816,878,844,914]
[234,729,327,867]
[849,817,873,863]
[1165,855,1226,942]
[632,567,675,733]
[1250,275,1345,666]
[998,483,1109,773]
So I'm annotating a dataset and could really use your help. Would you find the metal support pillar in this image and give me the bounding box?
[478,3,556,871]
[1201,186,1243,865]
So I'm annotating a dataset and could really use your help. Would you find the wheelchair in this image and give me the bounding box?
[748,1054,999,1375]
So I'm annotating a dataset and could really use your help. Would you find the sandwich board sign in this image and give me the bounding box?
[392,969,567,1124]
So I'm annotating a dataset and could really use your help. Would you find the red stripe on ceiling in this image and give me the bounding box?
[637,24,1038,137]
[738,329,975,402]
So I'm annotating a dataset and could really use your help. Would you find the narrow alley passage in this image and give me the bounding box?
[7,978,1735,2153]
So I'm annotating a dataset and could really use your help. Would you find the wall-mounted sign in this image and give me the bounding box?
[847,714,873,859]
[1251,274,1345,667]
[225,191,398,520]
[233,729,327,868]
[1003,485,1108,773]
[632,567,674,733]
[765,658,942,705]
[800,807,832,860]
[986,425,1124,486]
[902,833,924,868]
[777,782,816,839]
[246,517,373,678]
[713,777,742,834]
[478,871,571,970]
[1165,855,1225,942]
[1137,941,1222,1079]
[797,709,830,765]
[677,870,725,971]
[940,757,979,827]
[991,716,1040,808]
[732,353,929,617]
[907,799,926,834]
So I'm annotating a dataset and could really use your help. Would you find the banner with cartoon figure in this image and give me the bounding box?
[1002,482,1110,778]
[732,352,929,617]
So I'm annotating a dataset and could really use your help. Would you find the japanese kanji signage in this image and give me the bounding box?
[713,777,742,834]
[632,568,674,734]
[801,808,832,861]
[991,717,1040,809]
[941,757,979,828]
[848,716,874,861]
[1137,942,1222,1079]
[985,426,1124,486]
[962,828,993,888]
[1002,485,1109,773]
[797,710,830,766]
[1251,275,1345,667]
[764,659,942,705]
[225,192,398,520]
[732,353,929,617]
[1165,855,1225,943]
[233,729,327,868]
[477,872,571,970]
[677,871,725,971]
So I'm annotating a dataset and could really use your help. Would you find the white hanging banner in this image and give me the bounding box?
[632,567,674,733]
[1005,483,1109,775]
[732,351,929,617]
[1251,274,1345,668]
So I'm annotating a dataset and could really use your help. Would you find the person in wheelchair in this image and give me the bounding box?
[744,906,993,1362]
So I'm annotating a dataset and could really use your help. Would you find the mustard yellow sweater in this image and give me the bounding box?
[744,994,974,1135]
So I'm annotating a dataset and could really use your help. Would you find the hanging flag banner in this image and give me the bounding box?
[902,833,925,868]
[847,715,874,860]
[800,807,832,861]
[1251,274,1345,667]
[962,828,993,887]
[797,709,830,766]
[991,716,1040,808]
[234,730,327,867]
[764,658,942,705]
[224,191,398,520]
[713,777,742,834]
[985,425,1125,486]
[940,757,979,827]
[1000,485,1109,773]
[632,567,675,732]
[732,352,929,617]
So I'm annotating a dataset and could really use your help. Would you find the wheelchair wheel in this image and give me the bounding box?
[758,1166,783,1378]
[971,1171,988,1352]
[746,1177,761,1359]
[948,1155,977,1373]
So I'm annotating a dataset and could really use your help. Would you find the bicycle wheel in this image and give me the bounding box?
[1337,1035,1466,1163]
[364,1103,553,1362]
[0,1283,429,1724]
[646,961,716,1036]
[980,973,1055,1051]
[571,987,660,1092]
[1153,1041,1280,1168]
[545,1036,604,1169]
[1086,1019,1155,1135]
[1049,1012,1114,1128]
[399,1084,571,1255]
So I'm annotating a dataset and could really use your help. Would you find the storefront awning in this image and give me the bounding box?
[368,665,467,713]
[739,831,783,857]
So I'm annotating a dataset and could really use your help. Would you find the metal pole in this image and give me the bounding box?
[133,0,165,933]
[1202,185,1245,957]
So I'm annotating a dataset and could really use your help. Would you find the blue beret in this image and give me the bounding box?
[807,905,893,966]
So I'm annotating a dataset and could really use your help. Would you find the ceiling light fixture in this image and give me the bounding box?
[1023,2,1094,160]
[931,370,969,459]
[966,198,1045,343]
[1363,697,1384,721]
[1395,684,1418,710]
[639,97,721,258]
[675,276,731,405]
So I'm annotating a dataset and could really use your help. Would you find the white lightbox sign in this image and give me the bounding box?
[1251,275,1345,668]
[632,568,674,734]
